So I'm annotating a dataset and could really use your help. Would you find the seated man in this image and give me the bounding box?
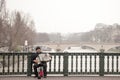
[31,46,51,78]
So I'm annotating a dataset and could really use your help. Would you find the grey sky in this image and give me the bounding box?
[7,0,120,33]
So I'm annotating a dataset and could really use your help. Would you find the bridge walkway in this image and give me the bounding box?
[1,76,120,80]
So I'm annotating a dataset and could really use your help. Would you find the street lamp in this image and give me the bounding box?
[24,40,28,52]
[100,45,105,53]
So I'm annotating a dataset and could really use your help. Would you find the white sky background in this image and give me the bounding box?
[6,0,120,33]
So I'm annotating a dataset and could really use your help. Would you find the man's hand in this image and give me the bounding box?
[33,60,39,63]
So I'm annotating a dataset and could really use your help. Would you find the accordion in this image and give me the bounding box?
[37,53,52,62]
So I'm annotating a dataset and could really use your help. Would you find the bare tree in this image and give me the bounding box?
[7,11,36,51]
[0,0,36,52]
[0,0,8,48]
[35,33,50,43]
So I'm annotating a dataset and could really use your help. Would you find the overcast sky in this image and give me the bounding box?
[6,0,120,33]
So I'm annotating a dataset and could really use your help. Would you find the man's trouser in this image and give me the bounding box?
[33,62,47,77]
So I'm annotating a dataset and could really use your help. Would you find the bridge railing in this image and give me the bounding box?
[0,52,120,76]
[0,53,29,75]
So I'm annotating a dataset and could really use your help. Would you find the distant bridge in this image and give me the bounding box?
[36,42,120,52]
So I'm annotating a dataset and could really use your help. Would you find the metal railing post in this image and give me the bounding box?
[27,53,32,76]
[99,51,104,76]
[63,53,68,76]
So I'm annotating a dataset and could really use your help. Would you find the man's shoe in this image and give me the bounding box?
[38,76,41,79]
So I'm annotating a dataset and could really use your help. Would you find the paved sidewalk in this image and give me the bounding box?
[1,76,120,80]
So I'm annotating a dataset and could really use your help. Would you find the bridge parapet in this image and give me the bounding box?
[36,42,120,52]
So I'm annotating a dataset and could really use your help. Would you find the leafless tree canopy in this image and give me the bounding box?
[0,0,36,52]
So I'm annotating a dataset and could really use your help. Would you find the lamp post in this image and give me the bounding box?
[100,45,105,53]
[24,40,28,52]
